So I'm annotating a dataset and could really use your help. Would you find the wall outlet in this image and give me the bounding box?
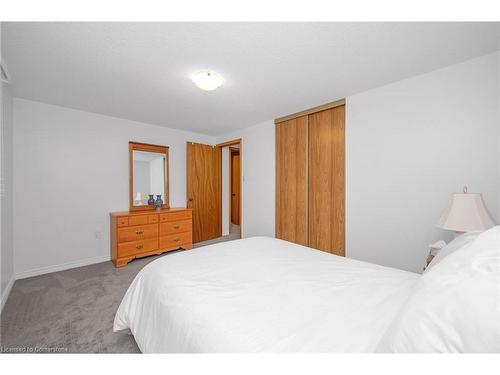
[94,231,102,240]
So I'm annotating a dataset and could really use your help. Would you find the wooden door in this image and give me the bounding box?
[275,116,308,246]
[308,106,345,255]
[186,142,221,243]
[230,150,240,225]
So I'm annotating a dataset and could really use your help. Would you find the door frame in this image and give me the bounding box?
[216,138,242,237]
[229,147,240,226]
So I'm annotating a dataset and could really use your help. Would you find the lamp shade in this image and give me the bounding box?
[436,192,496,232]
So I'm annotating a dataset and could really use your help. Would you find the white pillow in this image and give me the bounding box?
[377,226,500,353]
[425,231,482,272]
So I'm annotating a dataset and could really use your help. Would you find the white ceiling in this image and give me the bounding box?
[3,22,499,135]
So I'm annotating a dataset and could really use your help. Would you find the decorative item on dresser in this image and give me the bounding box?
[110,208,193,268]
[154,195,164,210]
[148,194,155,205]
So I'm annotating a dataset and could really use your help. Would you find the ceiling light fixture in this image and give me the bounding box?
[191,70,224,91]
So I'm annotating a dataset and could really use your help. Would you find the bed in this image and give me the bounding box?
[113,236,418,352]
[114,228,500,353]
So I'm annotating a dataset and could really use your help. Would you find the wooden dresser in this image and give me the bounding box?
[110,208,193,267]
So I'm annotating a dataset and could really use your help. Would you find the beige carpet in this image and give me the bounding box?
[1,228,242,353]
[0,256,162,353]
[194,224,240,247]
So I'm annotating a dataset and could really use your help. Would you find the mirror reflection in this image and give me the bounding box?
[133,150,166,206]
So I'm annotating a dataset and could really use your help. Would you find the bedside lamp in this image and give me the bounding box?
[436,187,496,233]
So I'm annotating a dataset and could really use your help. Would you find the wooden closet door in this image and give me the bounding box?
[186,142,221,243]
[308,106,345,255]
[275,116,308,245]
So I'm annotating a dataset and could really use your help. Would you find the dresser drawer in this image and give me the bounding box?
[160,210,192,222]
[117,238,158,257]
[160,219,192,235]
[128,215,149,226]
[159,232,192,249]
[148,214,159,224]
[117,223,158,243]
[117,217,129,227]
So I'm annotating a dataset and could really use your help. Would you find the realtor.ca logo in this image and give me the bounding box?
[1,345,68,353]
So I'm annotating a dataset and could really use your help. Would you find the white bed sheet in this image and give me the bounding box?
[114,237,418,352]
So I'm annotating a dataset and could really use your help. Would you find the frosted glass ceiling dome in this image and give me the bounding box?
[191,70,224,91]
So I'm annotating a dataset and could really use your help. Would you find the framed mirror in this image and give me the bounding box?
[129,141,170,211]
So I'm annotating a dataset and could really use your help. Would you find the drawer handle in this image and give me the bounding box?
[136,230,144,235]
[136,244,144,250]
[173,225,180,229]
[173,238,180,242]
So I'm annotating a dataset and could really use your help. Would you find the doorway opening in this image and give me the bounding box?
[220,139,241,241]
[224,145,241,239]
[187,139,242,248]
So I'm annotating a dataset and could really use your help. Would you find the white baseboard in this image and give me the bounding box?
[16,255,111,280]
[1,275,15,313]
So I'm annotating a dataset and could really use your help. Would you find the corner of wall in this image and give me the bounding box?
[497,51,500,222]
[0,274,14,313]
[1,77,15,309]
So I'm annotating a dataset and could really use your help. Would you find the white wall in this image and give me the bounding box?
[13,99,215,278]
[498,52,500,205]
[219,53,500,273]
[217,120,275,239]
[9,53,500,278]
[1,74,14,308]
[346,52,500,272]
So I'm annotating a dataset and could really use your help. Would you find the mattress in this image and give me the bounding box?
[114,236,418,352]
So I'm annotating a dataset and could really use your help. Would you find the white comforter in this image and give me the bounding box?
[114,237,418,352]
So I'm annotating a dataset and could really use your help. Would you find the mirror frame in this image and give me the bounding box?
[129,141,170,211]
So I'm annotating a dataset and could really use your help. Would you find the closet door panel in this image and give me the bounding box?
[308,106,345,255]
[275,116,308,245]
